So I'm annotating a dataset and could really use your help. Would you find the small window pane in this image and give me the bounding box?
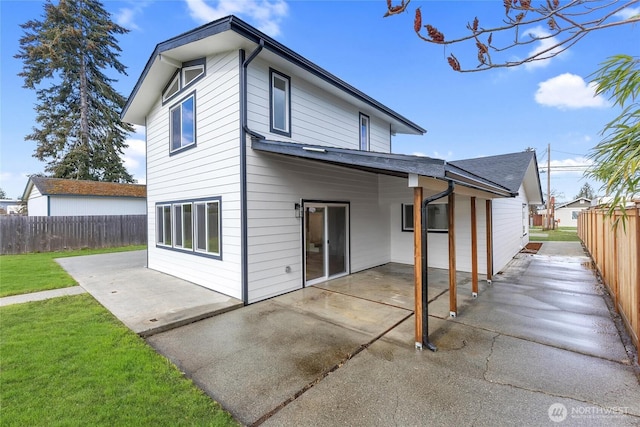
[182,97,194,146]
[360,115,369,151]
[196,203,206,251]
[156,206,164,243]
[271,72,289,134]
[184,204,193,249]
[183,65,204,86]
[207,202,219,254]
[174,205,183,247]
[171,106,181,151]
[163,74,179,101]
[163,205,172,246]
[402,204,414,231]
[428,205,449,231]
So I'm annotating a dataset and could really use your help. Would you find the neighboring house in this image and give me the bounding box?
[0,199,22,215]
[22,177,146,216]
[122,15,543,305]
[555,197,591,227]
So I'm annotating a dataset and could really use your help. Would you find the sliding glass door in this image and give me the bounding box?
[304,203,349,285]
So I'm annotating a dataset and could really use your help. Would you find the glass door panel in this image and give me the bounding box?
[305,207,325,282]
[328,206,346,276]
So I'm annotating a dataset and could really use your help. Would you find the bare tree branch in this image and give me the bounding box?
[385,0,640,72]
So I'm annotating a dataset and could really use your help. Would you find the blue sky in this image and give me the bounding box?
[1,0,638,201]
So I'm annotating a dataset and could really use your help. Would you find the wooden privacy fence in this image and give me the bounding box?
[578,204,640,355]
[0,215,147,255]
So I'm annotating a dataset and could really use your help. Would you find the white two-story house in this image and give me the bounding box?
[122,15,543,306]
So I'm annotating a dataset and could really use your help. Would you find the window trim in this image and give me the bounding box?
[269,68,291,137]
[401,203,449,233]
[359,113,370,151]
[154,197,222,260]
[162,71,180,103]
[194,199,221,256]
[169,91,197,155]
[181,58,206,90]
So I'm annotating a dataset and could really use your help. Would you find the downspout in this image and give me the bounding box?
[240,40,264,305]
[420,180,454,351]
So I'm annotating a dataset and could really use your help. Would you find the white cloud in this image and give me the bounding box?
[540,157,594,176]
[614,6,640,20]
[184,0,288,37]
[123,138,146,179]
[115,7,140,31]
[535,73,608,109]
[523,26,567,70]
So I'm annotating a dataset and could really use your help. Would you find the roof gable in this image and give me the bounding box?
[449,151,544,204]
[27,177,146,199]
[556,197,591,209]
[121,15,425,135]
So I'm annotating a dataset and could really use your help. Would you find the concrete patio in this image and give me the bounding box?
[55,243,640,426]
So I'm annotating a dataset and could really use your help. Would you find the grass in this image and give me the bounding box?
[530,226,580,242]
[0,294,237,426]
[0,245,145,297]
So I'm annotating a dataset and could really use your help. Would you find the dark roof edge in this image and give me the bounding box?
[122,16,426,134]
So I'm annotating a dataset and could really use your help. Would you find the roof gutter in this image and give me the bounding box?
[419,180,454,352]
[239,40,264,305]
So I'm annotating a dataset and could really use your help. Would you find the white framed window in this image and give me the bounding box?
[401,203,449,232]
[195,200,220,255]
[359,113,370,151]
[156,198,221,259]
[162,72,180,102]
[156,204,172,246]
[170,93,196,154]
[182,64,205,88]
[174,203,193,249]
[270,69,291,136]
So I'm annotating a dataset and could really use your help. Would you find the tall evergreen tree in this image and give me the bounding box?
[16,0,134,182]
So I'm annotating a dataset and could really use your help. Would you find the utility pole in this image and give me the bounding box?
[546,143,551,230]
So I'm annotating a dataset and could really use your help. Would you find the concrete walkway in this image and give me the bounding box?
[0,286,86,307]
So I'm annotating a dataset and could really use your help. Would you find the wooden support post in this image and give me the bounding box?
[471,197,478,297]
[448,192,457,317]
[413,187,423,347]
[486,200,493,283]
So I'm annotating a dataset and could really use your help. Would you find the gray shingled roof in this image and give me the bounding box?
[449,151,536,194]
[252,139,517,197]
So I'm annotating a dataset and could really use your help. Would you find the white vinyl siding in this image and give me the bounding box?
[246,145,388,303]
[26,185,48,216]
[145,50,242,300]
[247,58,391,152]
[47,196,146,216]
[379,175,488,274]
[492,183,530,273]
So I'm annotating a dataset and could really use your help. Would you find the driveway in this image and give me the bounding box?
[141,242,640,426]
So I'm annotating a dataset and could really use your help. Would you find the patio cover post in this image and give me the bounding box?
[448,192,457,317]
[471,197,478,297]
[486,200,493,283]
[413,187,423,348]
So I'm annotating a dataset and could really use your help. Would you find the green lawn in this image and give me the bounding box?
[1,295,237,426]
[530,226,580,242]
[0,245,145,297]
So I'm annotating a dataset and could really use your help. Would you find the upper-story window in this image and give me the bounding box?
[182,64,205,87]
[359,113,370,151]
[270,69,291,137]
[162,58,206,104]
[170,92,196,154]
[163,73,180,102]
